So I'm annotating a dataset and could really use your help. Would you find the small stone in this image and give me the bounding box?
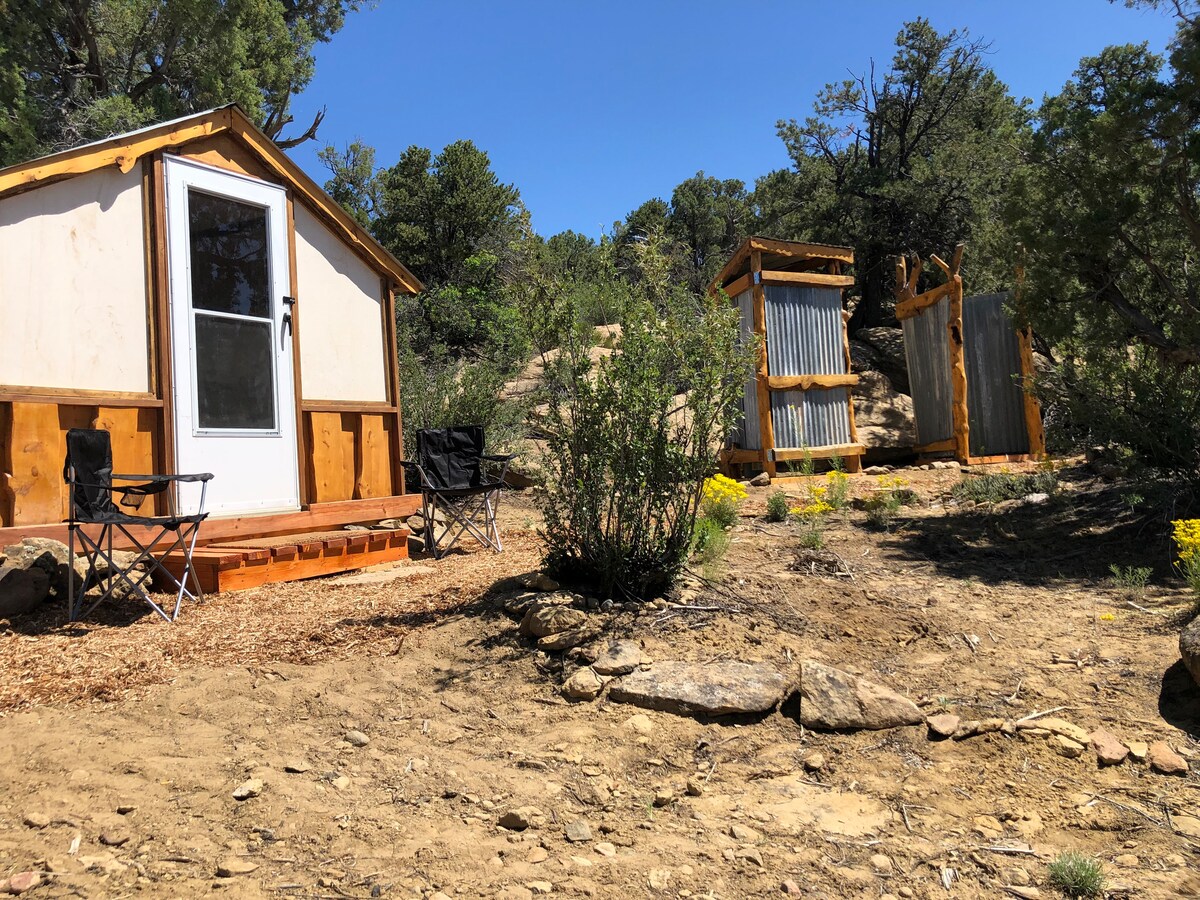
[624,714,654,735]
[565,820,592,843]
[5,872,41,895]
[750,472,771,487]
[1148,741,1188,775]
[973,814,1004,838]
[562,668,604,701]
[730,823,761,842]
[99,831,130,847]
[870,853,893,872]
[1127,740,1148,762]
[1007,867,1031,886]
[1003,888,1040,900]
[734,847,764,866]
[527,846,550,863]
[926,713,960,739]
[115,803,137,815]
[232,778,263,800]
[652,789,674,808]
[1114,853,1139,867]
[648,868,672,890]
[344,730,370,747]
[1017,716,1090,745]
[496,887,533,900]
[781,880,803,897]
[527,882,553,895]
[802,752,825,772]
[215,858,259,877]
[594,842,617,857]
[331,775,350,790]
[591,641,643,676]
[283,761,311,774]
[523,572,561,592]
[22,812,50,829]
[898,889,915,899]
[1052,734,1086,758]
[521,601,588,638]
[499,806,543,830]
[685,778,704,797]
[1089,729,1129,766]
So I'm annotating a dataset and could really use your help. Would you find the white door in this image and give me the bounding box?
[164,156,300,516]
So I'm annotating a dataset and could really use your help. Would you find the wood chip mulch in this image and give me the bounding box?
[0,532,541,715]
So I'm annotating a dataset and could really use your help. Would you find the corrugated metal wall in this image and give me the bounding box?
[902,296,954,447]
[963,292,1029,456]
[764,284,851,450]
[733,289,760,449]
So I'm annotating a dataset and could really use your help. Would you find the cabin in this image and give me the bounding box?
[0,106,424,591]
[711,237,864,479]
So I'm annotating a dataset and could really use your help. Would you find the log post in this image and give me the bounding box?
[1013,256,1046,458]
[749,249,776,478]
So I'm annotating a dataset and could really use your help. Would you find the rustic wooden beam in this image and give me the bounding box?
[286,192,309,507]
[772,443,866,462]
[916,438,957,454]
[895,282,953,321]
[840,309,862,473]
[301,400,398,413]
[748,237,854,265]
[749,248,776,478]
[1013,258,1046,459]
[150,152,176,478]
[760,270,856,288]
[0,387,162,407]
[767,374,858,391]
[948,264,970,464]
[721,272,753,299]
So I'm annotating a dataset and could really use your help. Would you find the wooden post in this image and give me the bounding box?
[1013,257,1046,458]
[749,249,776,478]
[941,246,970,464]
[149,153,176,479]
[286,194,309,507]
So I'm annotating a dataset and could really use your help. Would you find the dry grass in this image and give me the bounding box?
[0,530,541,714]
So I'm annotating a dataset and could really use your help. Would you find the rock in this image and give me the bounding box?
[344,730,370,747]
[1128,740,1148,762]
[749,471,772,487]
[730,824,760,842]
[653,789,674,808]
[331,775,350,790]
[498,806,543,830]
[1089,729,1129,766]
[853,369,917,460]
[863,466,891,476]
[734,847,764,866]
[926,713,960,739]
[1003,888,1041,900]
[562,667,605,700]
[685,778,704,797]
[802,752,825,772]
[1023,492,1050,504]
[522,572,561,592]
[594,841,617,857]
[284,760,311,774]
[99,830,130,846]
[1114,853,1139,867]
[1173,814,1200,839]
[624,713,654,735]
[3,537,82,599]
[527,846,550,863]
[0,563,50,617]
[565,819,592,842]
[1051,734,1086,758]
[538,625,599,652]
[870,853,894,873]
[115,803,137,814]
[405,514,427,535]
[647,868,672,890]
[527,882,553,895]
[794,660,923,730]
[5,872,41,895]
[22,812,50,829]
[232,778,263,800]
[855,327,910,394]
[216,859,259,877]
[1016,716,1089,745]
[496,888,533,900]
[1148,740,1189,775]
[521,602,588,638]
[609,661,787,717]
[781,880,803,897]
[591,640,643,676]
[973,814,1005,837]
[1182,616,1200,687]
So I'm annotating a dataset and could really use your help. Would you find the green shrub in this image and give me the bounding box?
[519,234,751,600]
[691,516,732,579]
[863,474,912,530]
[699,474,747,528]
[765,491,790,523]
[1047,852,1104,899]
[951,469,1058,504]
[1108,564,1152,599]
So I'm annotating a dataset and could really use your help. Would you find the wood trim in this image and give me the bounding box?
[749,248,776,478]
[966,453,1039,465]
[948,268,970,465]
[720,273,753,299]
[760,270,856,288]
[916,438,957,454]
[141,159,159,394]
[749,237,854,264]
[766,374,858,391]
[382,282,406,494]
[0,494,421,550]
[723,448,764,465]
[772,443,865,462]
[840,309,862,473]
[286,192,309,507]
[0,387,162,407]
[150,153,177,476]
[301,400,398,413]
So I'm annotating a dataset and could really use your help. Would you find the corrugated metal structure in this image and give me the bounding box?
[894,246,1045,465]
[713,237,864,477]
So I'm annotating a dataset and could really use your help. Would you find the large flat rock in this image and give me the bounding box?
[795,660,922,731]
[608,661,787,716]
[1182,616,1200,688]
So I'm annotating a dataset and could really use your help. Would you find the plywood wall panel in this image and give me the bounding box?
[355,414,394,499]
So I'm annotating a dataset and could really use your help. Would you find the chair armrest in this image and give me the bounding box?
[481,454,517,462]
[114,472,214,483]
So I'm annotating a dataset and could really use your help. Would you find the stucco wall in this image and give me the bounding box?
[294,205,389,403]
[0,166,151,392]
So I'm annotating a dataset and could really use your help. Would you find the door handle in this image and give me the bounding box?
[282,296,296,343]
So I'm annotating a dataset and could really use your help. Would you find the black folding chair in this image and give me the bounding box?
[405,426,515,559]
[63,428,213,623]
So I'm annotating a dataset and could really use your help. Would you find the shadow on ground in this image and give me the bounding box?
[1158,659,1200,739]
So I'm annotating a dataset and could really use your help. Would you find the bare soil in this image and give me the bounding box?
[1,462,1198,899]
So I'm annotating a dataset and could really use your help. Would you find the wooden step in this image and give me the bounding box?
[160,527,410,593]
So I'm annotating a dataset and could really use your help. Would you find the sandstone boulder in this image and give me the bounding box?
[794,660,923,731]
[854,327,910,395]
[853,369,917,461]
[1181,616,1200,688]
[609,661,787,717]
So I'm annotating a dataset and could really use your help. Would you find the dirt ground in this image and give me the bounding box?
[1,462,1199,899]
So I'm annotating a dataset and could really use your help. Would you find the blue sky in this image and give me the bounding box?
[285,1,1178,239]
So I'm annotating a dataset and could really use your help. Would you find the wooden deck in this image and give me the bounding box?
[162,526,410,594]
